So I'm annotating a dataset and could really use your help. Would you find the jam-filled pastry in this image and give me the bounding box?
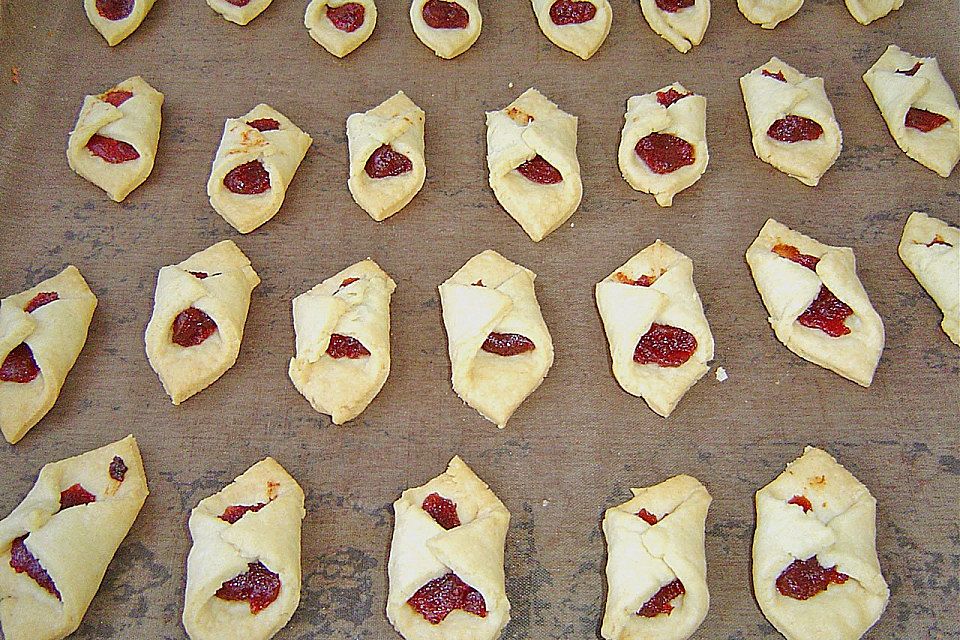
[596,241,714,418]
[0,435,148,640]
[305,0,377,57]
[863,45,959,178]
[85,0,156,45]
[618,84,708,207]
[531,0,613,60]
[601,475,711,640]
[288,259,397,424]
[638,0,710,53]
[898,212,959,346]
[347,91,426,221]
[486,88,582,242]
[207,104,312,234]
[736,0,802,29]
[844,0,901,24]
[144,240,260,405]
[182,458,305,640]
[740,58,842,186]
[753,447,889,640]
[746,219,884,387]
[439,250,554,428]
[67,76,163,202]
[387,456,510,640]
[207,0,273,24]
[410,0,481,59]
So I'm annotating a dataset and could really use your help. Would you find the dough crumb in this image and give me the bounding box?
[542,499,550,507]
[715,367,728,382]
[508,82,514,88]
[10,67,20,85]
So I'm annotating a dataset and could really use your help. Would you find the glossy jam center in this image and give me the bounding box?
[655,0,694,12]
[772,243,820,271]
[24,292,59,313]
[549,0,597,25]
[96,0,134,20]
[637,579,685,617]
[482,332,536,356]
[171,307,217,347]
[87,134,140,164]
[776,557,848,600]
[215,561,282,614]
[636,508,659,525]
[224,160,271,195]
[762,69,787,82]
[422,493,461,529]
[422,0,469,29]
[327,2,365,32]
[905,107,949,133]
[635,133,695,175]
[797,286,853,337]
[110,456,128,482]
[656,88,690,107]
[0,343,40,383]
[326,334,371,359]
[788,495,812,512]
[103,90,133,106]
[767,115,823,143]
[10,536,60,600]
[407,573,487,624]
[365,144,413,179]
[60,484,96,509]
[516,155,563,184]
[220,503,268,524]
[634,324,697,367]
[615,272,656,287]
[247,118,280,132]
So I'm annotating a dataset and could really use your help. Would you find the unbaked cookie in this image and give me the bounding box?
[898,211,959,346]
[306,0,377,57]
[745,219,884,387]
[182,458,305,640]
[410,0,482,59]
[863,45,959,178]
[207,0,273,24]
[0,435,148,640]
[84,0,156,45]
[531,0,613,60]
[736,0,802,29]
[387,456,510,640]
[638,0,710,53]
[844,0,902,25]
[618,84,708,207]
[144,240,260,405]
[439,250,554,428]
[0,266,97,445]
[67,76,163,202]
[596,241,714,418]
[753,447,889,640]
[601,475,711,640]
[486,88,582,242]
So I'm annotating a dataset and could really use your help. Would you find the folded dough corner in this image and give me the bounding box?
[898,211,960,347]
[410,0,482,59]
[639,0,710,54]
[207,0,274,25]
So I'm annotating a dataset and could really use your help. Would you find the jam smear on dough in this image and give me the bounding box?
[365,145,413,179]
[247,118,280,132]
[96,0,134,20]
[762,69,787,82]
[776,557,848,600]
[767,115,823,143]
[171,307,217,347]
[326,334,371,359]
[407,573,487,624]
[905,107,949,133]
[223,160,271,195]
[482,332,536,356]
[797,287,853,337]
[614,272,656,287]
[327,2,366,32]
[788,495,812,512]
[771,243,820,271]
[896,62,922,76]
[422,493,461,529]
[549,0,597,25]
[24,292,59,313]
[215,561,282,614]
[87,134,140,164]
[421,0,469,29]
[103,90,133,106]
[0,343,40,383]
[10,536,61,600]
[636,508,659,525]
[635,133,696,174]
[633,323,697,367]
[655,0,694,12]
[637,579,685,617]
[656,88,690,107]
[516,155,563,184]
[60,484,97,509]
[220,503,269,524]
[110,456,128,482]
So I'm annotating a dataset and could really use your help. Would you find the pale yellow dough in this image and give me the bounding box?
[0,436,148,640]
[737,0,802,28]
[898,211,960,346]
[753,447,889,640]
[410,0,482,59]
[845,0,902,24]
[306,0,377,57]
[531,0,612,60]
[67,76,163,202]
[0,266,97,444]
[84,0,156,45]
[639,0,710,53]
[144,240,260,405]
[207,0,273,24]
[387,456,510,640]
[183,458,305,640]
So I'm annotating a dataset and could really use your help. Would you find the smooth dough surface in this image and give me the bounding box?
[596,241,714,417]
[67,75,163,202]
[486,88,582,242]
[0,436,148,640]
[289,259,397,424]
[745,219,884,387]
[753,447,889,640]
[410,0,482,59]
[863,45,960,178]
[84,0,156,45]
[844,0,902,24]
[0,266,97,444]
[736,0,802,28]
[601,475,711,640]
[531,0,613,60]
[207,0,273,24]
[305,0,378,57]
[618,84,708,207]
[387,456,510,640]
[638,0,710,53]
[183,458,305,640]
[439,250,554,427]
[144,240,260,405]
[740,58,842,186]
[898,211,960,346]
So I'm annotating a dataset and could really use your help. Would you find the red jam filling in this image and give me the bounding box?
[636,508,659,525]
[327,2,365,32]
[635,133,695,175]
[422,0,469,29]
[247,118,280,132]
[215,561,281,614]
[905,107,949,133]
[407,573,487,624]
[422,493,461,529]
[172,307,217,347]
[60,484,96,509]
[365,144,413,179]
[110,456,128,482]
[226,0,252,6]
[637,579,685,617]
[103,90,133,106]
[516,155,563,184]
[615,272,656,287]
[762,69,787,82]
[0,343,40,383]
[339,277,360,290]
[772,243,820,271]
[87,134,140,164]
[767,115,823,143]
[549,0,597,25]
[326,334,371,359]
[96,0,134,20]
[220,503,268,524]
[788,495,812,512]
[481,332,536,356]
[776,557,848,600]
[927,235,953,247]
[897,62,922,76]
[10,536,60,600]
[655,0,694,12]
[190,271,209,279]
[656,88,690,107]
[798,286,853,337]
[224,160,271,195]
[24,292,59,313]
[634,323,697,367]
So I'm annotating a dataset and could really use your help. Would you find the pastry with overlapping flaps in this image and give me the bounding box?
[638,0,710,53]
[898,211,959,346]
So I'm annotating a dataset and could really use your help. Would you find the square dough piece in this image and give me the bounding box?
[207,0,273,25]
[387,456,510,640]
[531,0,613,60]
[410,0,482,59]
[736,0,803,29]
[898,211,960,346]
[844,0,902,25]
[305,0,377,57]
[84,0,157,45]
[753,447,889,640]
[638,0,710,53]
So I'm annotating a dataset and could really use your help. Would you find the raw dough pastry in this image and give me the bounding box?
[84,0,156,45]
[207,0,273,25]
[596,241,714,418]
[845,0,902,25]
[531,0,613,60]
[745,219,884,387]
[387,456,510,640]
[410,0,482,59]
[144,240,260,405]
[753,447,889,640]
[67,75,163,202]
[347,91,426,221]
[439,250,554,428]
[288,259,397,424]
[618,84,708,207]
[863,45,960,178]
[736,0,802,29]
[638,0,710,53]
[0,435,148,640]
[305,0,377,57]
[898,211,960,346]
[486,88,582,242]
[601,475,711,640]
[0,266,97,445]
[183,458,305,640]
